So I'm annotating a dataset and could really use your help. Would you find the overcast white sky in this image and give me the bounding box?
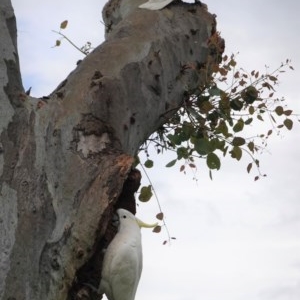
[12,0,300,299]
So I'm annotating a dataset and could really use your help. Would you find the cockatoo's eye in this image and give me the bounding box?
[122,215,127,219]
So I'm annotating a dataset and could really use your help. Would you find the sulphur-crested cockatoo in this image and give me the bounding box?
[139,0,174,10]
[99,208,158,300]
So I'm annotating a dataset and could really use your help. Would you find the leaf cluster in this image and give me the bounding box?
[140,55,297,181]
[51,21,297,182]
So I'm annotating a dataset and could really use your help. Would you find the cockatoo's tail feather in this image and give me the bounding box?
[139,0,174,10]
[136,218,158,228]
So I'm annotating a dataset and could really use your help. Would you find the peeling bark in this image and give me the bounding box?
[0,0,223,299]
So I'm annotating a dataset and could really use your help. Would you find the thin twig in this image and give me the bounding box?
[139,163,173,244]
[52,30,87,55]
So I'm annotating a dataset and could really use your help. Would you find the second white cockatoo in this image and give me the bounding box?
[139,0,174,10]
[99,208,158,300]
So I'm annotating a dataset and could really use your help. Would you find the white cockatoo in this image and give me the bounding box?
[139,0,174,10]
[99,208,158,300]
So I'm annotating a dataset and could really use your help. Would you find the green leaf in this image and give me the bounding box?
[230,98,244,111]
[215,120,229,137]
[241,84,258,104]
[139,185,153,202]
[275,106,284,116]
[167,134,182,146]
[248,106,255,115]
[244,118,253,125]
[233,119,244,133]
[247,163,252,173]
[165,159,177,168]
[255,159,260,167]
[232,137,246,146]
[208,86,221,96]
[182,122,194,138]
[284,118,293,130]
[229,58,237,67]
[60,20,68,29]
[177,147,189,160]
[230,146,242,160]
[144,159,153,168]
[223,145,229,157]
[241,86,258,104]
[257,114,264,121]
[197,95,210,105]
[210,138,225,152]
[270,114,276,123]
[206,153,221,170]
[248,141,255,153]
[199,101,214,114]
[207,111,219,125]
[193,138,213,155]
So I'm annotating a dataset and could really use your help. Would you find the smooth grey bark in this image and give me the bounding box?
[0,0,223,299]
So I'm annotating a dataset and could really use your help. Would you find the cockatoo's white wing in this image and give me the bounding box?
[99,209,157,300]
[139,0,174,10]
[111,243,142,300]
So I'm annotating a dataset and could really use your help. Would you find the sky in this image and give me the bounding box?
[11,0,300,300]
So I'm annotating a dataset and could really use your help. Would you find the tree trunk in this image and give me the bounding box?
[0,0,223,299]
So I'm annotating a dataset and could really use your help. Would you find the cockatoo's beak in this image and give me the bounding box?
[136,217,158,228]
